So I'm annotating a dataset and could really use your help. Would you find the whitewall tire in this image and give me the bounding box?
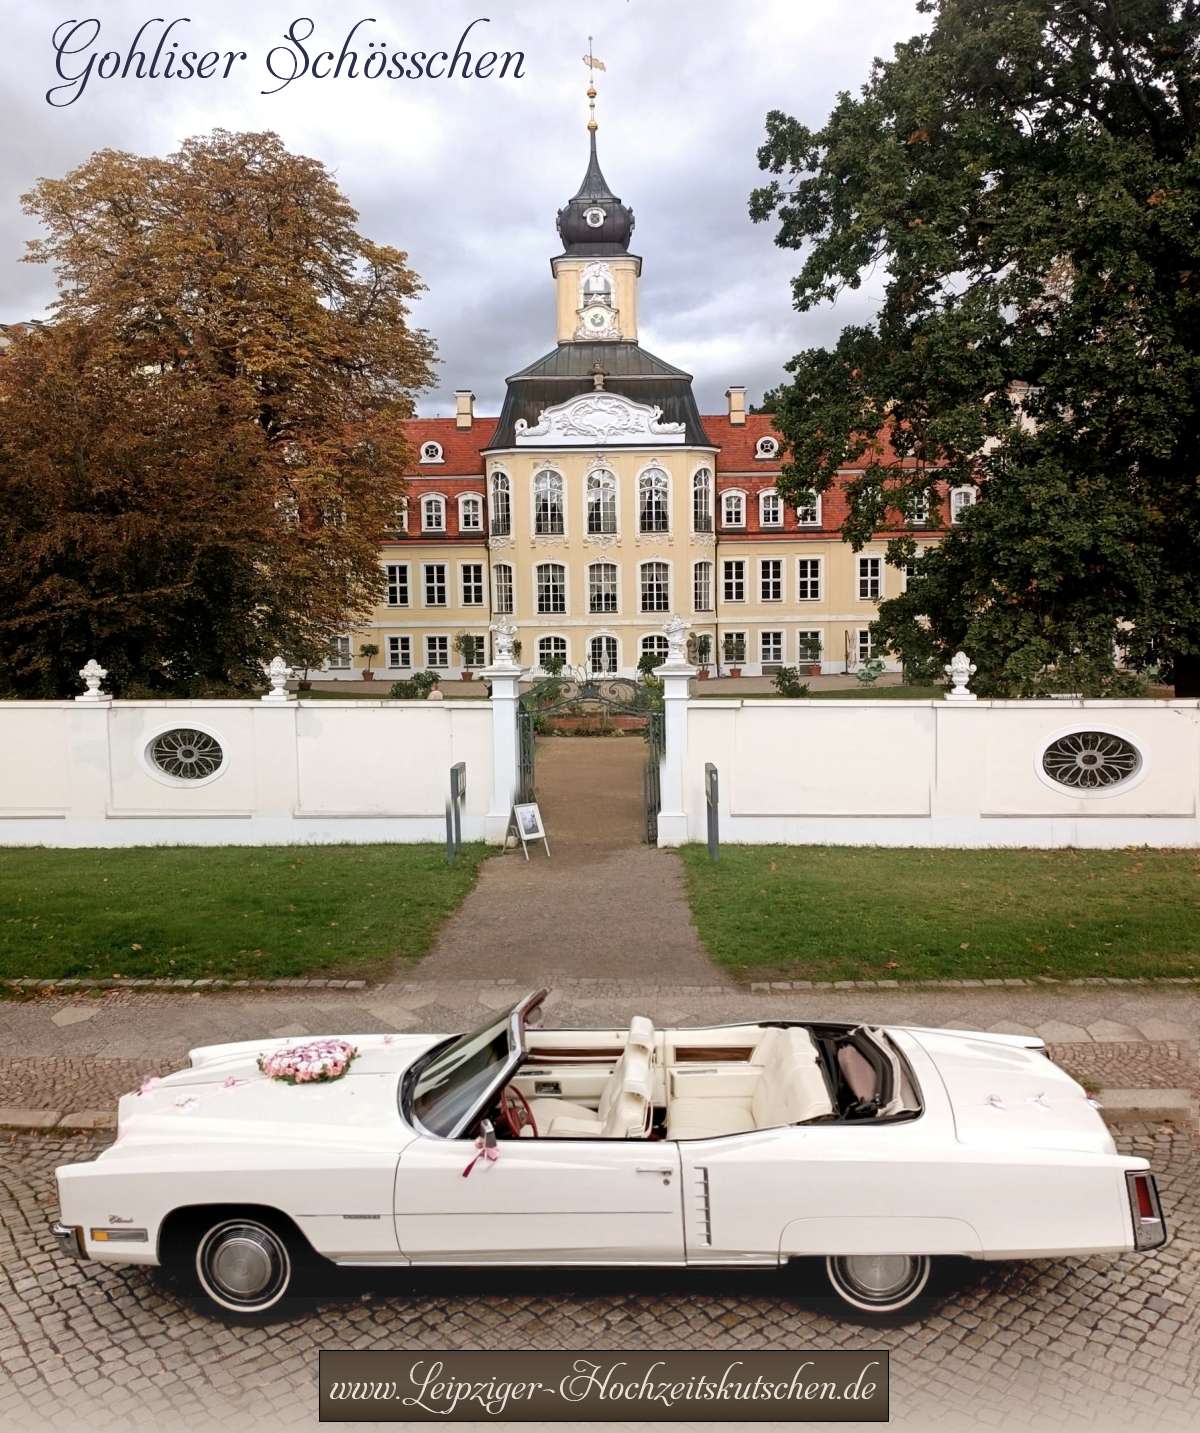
[825,1253,932,1314]
[193,1218,296,1316]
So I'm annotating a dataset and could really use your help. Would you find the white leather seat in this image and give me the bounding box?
[667,1027,832,1140]
[528,1017,655,1138]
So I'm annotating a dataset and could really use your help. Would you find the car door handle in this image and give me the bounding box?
[636,1166,674,1176]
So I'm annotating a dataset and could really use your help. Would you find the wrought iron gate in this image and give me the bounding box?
[517,676,664,843]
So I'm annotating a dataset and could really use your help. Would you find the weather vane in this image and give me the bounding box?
[582,36,606,131]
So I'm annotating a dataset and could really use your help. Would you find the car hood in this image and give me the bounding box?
[107,1032,445,1152]
[902,1027,1115,1156]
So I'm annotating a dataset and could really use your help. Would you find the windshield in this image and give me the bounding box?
[407,1013,514,1138]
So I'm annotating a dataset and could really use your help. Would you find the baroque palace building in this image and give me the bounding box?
[330,116,975,683]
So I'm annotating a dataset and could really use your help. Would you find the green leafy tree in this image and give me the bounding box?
[0,130,434,696]
[751,0,1200,695]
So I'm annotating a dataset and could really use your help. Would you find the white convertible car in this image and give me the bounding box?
[53,990,1166,1319]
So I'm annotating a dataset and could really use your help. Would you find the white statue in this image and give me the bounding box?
[261,655,294,703]
[663,615,691,666]
[491,619,521,668]
[944,650,978,702]
[75,658,110,703]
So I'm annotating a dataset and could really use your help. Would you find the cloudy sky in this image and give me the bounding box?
[1,1,925,416]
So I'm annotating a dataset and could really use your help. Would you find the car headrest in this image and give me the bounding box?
[627,1015,655,1053]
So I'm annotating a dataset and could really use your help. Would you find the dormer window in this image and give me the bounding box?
[421,495,446,532]
[722,491,746,528]
[419,441,444,465]
[759,491,783,528]
[755,435,780,460]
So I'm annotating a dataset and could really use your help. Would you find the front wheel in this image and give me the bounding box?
[825,1253,932,1315]
[192,1216,299,1317]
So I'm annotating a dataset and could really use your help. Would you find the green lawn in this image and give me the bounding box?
[693,685,944,701]
[679,845,1200,982]
[0,844,487,983]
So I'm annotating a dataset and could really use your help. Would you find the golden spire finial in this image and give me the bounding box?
[582,37,606,132]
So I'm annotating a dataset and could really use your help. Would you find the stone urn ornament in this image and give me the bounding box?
[944,651,978,702]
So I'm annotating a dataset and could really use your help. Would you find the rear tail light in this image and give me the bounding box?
[1125,1171,1167,1250]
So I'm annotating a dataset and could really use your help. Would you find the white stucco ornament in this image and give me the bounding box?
[662,615,691,666]
[515,392,685,446]
[491,619,521,669]
[261,656,294,704]
[75,658,110,703]
[944,651,978,702]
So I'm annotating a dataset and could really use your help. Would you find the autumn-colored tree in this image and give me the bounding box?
[0,130,434,696]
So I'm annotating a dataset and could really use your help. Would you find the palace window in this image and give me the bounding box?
[692,468,713,532]
[723,559,746,603]
[461,563,484,606]
[384,563,409,607]
[797,557,821,601]
[387,636,412,669]
[388,499,409,534]
[641,635,669,663]
[587,468,617,534]
[761,558,783,602]
[951,486,977,523]
[638,467,670,534]
[761,631,784,665]
[538,635,568,670]
[797,630,822,663]
[493,563,514,615]
[589,635,618,674]
[640,561,670,612]
[588,562,618,614]
[459,495,483,532]
[858,556,882,601]
[490,472,511,536]
[907,492,929,526]
[421,495,446,532]
[536,562,566,614]
[693,560,713,612]
[534,470,565,535]
[857,628,875,663]
[795,493,821,526]
[759,491,783,528]
[722,491,745,528]
[419,441,444,465]
[460,635,486,667]
[327,636,351,670]
[904,550,923,590]
[722,631,746,664]
[426,635,449,668]
[423,563,447,606]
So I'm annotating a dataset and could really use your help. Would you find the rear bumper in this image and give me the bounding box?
[51,1221,86,1260]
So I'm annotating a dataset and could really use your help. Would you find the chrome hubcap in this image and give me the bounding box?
[839,1254,918,1299]
[198,1222,289,1309]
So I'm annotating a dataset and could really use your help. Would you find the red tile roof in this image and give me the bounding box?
[402,417,498,475]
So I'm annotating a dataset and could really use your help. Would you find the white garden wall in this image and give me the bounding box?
[667,697,1200,848]
[0,698,495,847]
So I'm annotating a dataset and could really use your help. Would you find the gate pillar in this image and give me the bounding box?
[654,633,696,848]
[482,624,524,844]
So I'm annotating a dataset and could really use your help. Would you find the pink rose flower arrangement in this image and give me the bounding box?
[257,1038,358,1085]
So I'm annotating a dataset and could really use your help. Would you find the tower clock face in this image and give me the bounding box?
[581,304,617,336]
[583,206,606,228]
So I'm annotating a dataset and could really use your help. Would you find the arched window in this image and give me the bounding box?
[538,635,568,672]
[534,470,565,535]
[640,635,669,663]
[755,435,780,460]
[581,263,613,305]
[589,635,618,674]
[490,472,511,536]
[419,440,444,464]
[951,486,977,524]
[693,560,713,612]
[640,561,670,613]
[759,490,783,527]
[586,468,617,534]
[459,495,482,532]
[421,494,446,532]
[692,468,713,532]
[638,467,670,534]
[535,562,566,614]
[588,562,618,614]
[722,490,745,528]
[492,563,514,615]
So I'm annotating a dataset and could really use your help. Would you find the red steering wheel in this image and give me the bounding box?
[500,1084,538,1138]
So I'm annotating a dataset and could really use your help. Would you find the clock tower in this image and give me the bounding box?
[551,87,641,344]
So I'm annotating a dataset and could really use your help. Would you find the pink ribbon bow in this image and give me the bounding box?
[462,1137,500,1178]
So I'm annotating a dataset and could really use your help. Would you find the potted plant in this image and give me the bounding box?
[722,634,745,678]
[637,650,661,680]
[358,642,379,681]
[695,634,712,679]
[454,633,478,680]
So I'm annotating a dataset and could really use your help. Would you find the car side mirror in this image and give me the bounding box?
[479,1118,497,1150]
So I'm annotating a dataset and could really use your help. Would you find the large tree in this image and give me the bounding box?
[752,0,1200,695]
[0,130,434,696]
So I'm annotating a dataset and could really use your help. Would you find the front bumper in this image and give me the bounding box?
[51,1221,85,1260]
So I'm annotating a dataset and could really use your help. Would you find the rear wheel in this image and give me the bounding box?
[825,1253,932,1314]
[190,1215,299,1317]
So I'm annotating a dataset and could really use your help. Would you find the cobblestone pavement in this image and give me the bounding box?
[0,1124,1195,1433]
